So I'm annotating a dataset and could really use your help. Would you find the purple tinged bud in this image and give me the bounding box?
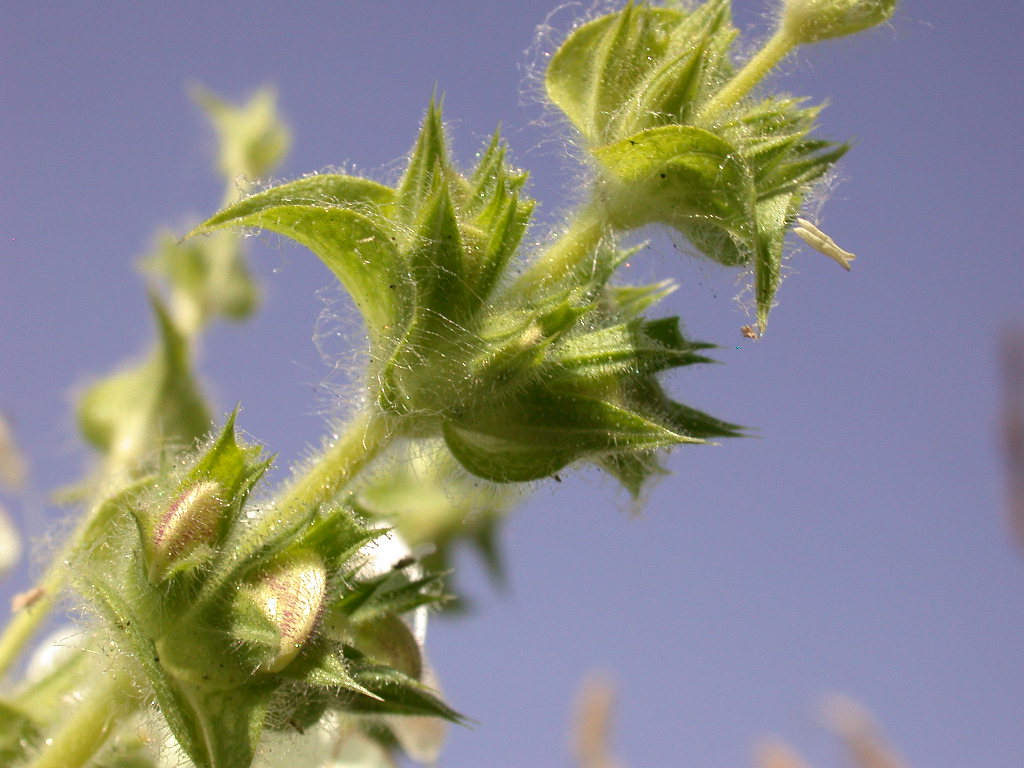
[780,0,897,44]
[148,480,225,583]
[250,551,327,673]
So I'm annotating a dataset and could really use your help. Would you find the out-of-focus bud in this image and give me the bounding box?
[0,412,28,491]
[387,665,448,765]
[192,85,291,190]
[0,503,21,580]
[780,0,897,44]
[249,551,327,673]
[148,480,225,583]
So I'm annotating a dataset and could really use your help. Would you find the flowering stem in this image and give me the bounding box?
[695,29,797,124]
[25,670,137,768]
[274,408,395,514]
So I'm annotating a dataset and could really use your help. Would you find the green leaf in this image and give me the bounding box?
[550,317,715,380]
[94,750,159,768]
[274,641,379,700]
[146,606,274,768]
[341,648,464,723]
[162,680,270,768]
[661,399,745,439]
[407,183,470,325]
[183,410,268,507]
[469,301,588,396]
[145,231,259,332]
[86,571,207,767]
[189,175,407,340]
[444,388,697,482]
[605,280,677,319]
[458,131,533,305]
[627,377,744,440]
[780,0,899,45]
[201,174,395,218]
[751,192,793,329]
[351,614,423,680]
[328,568,445,628]
[10,638,91,726]
[546,1,736,143]
[95,750,160,768]
[293,507,383,573]
[471,183,534,305]
[611,0,732,133]
[463,130,525,218]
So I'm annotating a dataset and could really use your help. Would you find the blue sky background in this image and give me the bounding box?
[3,2,1023,766]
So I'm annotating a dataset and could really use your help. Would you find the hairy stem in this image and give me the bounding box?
[25,670,137,768]
[275,408,395,514]
[695,29,796,124]
[513,202,608,293]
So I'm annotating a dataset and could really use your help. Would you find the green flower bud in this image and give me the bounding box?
[780,0,897,44]
[352,612,423,680]
[249,552,327,673]
[148,480,225,582]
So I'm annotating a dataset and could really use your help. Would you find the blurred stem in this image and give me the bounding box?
[0,488,123,677]
[275,408,395,514]
[25,670,137,768]
[513,202,607,293]
[0,575,59,678]
[695,29,796,123]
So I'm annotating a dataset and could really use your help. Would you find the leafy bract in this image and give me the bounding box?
[546,1,733,144]
[191,175,406,340]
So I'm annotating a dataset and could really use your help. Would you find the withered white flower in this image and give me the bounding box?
[794,218,857,271]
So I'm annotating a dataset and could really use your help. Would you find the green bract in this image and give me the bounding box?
[192,101,737,491]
